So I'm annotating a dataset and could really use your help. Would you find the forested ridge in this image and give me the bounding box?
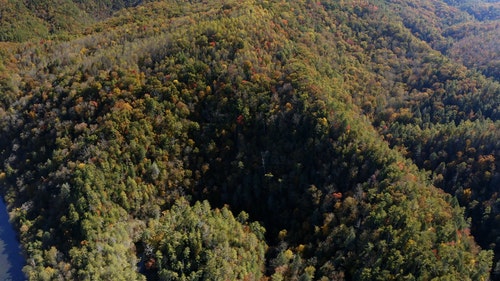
[0,0,499,280]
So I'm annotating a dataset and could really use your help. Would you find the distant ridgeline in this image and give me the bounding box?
[0,0,499,280]
[378,0,500,79]
[0,0,146,41]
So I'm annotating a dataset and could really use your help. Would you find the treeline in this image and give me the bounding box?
[0,0,498,280]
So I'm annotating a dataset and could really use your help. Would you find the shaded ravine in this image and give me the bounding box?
[0,198,25,281]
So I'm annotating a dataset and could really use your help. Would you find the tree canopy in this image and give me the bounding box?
[0,0,499,280]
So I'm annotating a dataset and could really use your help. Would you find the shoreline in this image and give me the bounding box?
[0,198,26,280]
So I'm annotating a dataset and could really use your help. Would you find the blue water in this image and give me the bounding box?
[0,199,25,281]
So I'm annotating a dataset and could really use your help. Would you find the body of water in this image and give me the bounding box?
[0,198,25,280]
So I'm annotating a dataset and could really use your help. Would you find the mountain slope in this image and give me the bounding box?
[375,0,500,79]
[0,0,149,42]
[0,0,498,280]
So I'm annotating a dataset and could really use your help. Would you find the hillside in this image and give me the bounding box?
[0,0,499,280]
[0,0,147,41]
[367,0,500,79]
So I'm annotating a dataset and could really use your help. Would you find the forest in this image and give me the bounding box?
[0,0,499,280]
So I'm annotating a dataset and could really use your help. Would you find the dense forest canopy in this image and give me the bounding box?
[0,0,499,280]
